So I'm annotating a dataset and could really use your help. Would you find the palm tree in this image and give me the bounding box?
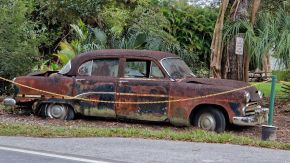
[54,20,107,65]
[211,0,289,81]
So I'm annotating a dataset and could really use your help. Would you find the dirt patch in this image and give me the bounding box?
[0,98,289,143]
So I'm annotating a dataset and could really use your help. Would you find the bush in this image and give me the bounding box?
[0,0,46,94]
[272,70,290,81]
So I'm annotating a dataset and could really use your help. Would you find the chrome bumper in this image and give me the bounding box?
[233,107,269,126]
[3,97,16,106]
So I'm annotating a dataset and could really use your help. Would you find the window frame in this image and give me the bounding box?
[77,58,120,77]
[77,60,93,76]
[122,57,166,79]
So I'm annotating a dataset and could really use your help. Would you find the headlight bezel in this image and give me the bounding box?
[244,91,251,103]
[257,90,263,99]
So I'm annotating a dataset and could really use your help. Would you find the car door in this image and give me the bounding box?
[73,58,119,117]
[116,58,170,121]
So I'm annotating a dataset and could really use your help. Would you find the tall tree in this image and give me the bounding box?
[211,0,262,81]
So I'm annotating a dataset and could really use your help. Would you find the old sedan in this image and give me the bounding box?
[4,49,268,132]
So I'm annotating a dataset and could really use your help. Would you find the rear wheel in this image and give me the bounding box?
[46,104,75,120]
[193,107,226,133]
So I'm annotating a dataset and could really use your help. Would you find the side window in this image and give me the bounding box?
[124,59,164,79]
[78,60,93,76]
[125,60,150,78]
[92,59,119,77]
[150,62,164,79]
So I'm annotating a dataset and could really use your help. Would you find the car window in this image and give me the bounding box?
[125,60,149,78]
[78,60,93,76]
[161,58,195,79]
[150,62,164,78]
[59,61,71,75]
[92,59,119,77]
[125,59,164,79]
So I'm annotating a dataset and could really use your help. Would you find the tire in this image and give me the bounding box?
[45,103,75,120]
[193,107,226,133]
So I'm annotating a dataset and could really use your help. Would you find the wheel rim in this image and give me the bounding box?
[47,104,66,119]
[198,113,216,131]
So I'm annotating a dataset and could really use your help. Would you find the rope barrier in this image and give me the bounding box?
[0,76,269,104]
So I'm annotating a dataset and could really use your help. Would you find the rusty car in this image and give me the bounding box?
[3,49,268,132]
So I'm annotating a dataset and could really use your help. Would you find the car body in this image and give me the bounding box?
[4,49,269,132]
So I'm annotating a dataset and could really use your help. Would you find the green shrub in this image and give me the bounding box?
[0,0,46,94]
[272,70,290,81]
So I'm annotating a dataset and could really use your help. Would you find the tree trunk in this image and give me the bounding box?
[224,0,249,81]
[211,0,262,81]
[262,53,271,79]
[210,0,229,78]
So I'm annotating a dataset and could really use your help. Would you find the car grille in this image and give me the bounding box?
[245,102,259,116]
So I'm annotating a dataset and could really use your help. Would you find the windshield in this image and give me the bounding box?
[161,58,195,79]
[58,61,71,75]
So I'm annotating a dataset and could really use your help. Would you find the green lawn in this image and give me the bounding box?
[0,122,289,150]
[251,82,287,98]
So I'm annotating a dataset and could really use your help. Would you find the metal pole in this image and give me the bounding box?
[268,75,277,126]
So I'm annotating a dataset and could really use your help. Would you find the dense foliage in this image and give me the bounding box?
[0,0,220,86]
[0,0,46,94]
[0,0,45,79]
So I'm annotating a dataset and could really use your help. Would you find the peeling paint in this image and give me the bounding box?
[11,49,265,128]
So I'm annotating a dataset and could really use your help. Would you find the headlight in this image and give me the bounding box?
[244,91,251,103]
[257,90,263,99]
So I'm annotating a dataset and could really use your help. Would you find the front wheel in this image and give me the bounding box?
[193,107,226,133]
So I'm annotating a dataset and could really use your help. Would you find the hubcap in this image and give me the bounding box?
[198,113,216,131]
[47,104,66,119]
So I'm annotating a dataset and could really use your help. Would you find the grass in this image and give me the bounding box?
[0,122,289,150]
[251,82,287,98]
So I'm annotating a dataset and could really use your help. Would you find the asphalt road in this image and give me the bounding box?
[0,136,289,163]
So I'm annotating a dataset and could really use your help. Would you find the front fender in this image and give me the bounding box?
[168,82,246,126]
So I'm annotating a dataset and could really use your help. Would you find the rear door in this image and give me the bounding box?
[116,58,170,121]
[74,58,119,117]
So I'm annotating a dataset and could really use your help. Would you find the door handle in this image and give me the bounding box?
[119,80,128,83]
[76,79,86,81]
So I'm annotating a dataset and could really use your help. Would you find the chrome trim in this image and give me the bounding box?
[17,94,42,98]
[75,92,116,97]
[76,79,86,81]
[159,57,180,78]
[75,91,168,98]
[244,91,251,103]
[119,78,164,81]
[257,90,263,99]
[119,80,128,83]
[242,102,259,116]
[233,107,269,126]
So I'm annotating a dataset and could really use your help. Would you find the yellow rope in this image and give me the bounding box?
[0,76,268,104]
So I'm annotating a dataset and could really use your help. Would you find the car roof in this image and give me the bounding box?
[67,49,178,76]
[74,49,178,61]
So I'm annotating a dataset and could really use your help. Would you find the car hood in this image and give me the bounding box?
[184,78,260,102]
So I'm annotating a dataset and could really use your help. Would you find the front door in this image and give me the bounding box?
[116,58,170,121]
[74,58,119,117]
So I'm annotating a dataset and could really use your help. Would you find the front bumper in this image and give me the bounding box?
[233,107,269,126]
